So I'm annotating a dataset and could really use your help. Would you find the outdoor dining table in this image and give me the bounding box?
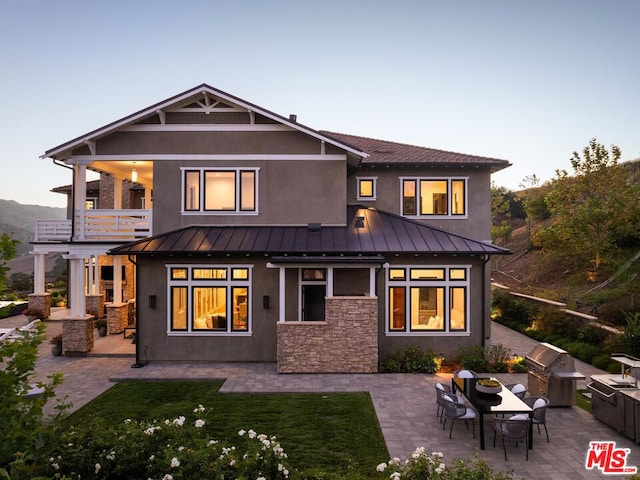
[452,377,533,450]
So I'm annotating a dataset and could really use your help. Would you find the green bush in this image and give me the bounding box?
[458,345,488,372]
[510,358,528,373]
[377,448,513,479]
[379,345,439,373]
[0,323,70,479]
[565,342,601,363]
[491,290,535,332]
[457,344,513,373]
[576,324,611,347]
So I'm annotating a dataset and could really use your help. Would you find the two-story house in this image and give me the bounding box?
[32,84,510,372]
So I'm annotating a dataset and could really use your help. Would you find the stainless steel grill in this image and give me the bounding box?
[525,342,585,406]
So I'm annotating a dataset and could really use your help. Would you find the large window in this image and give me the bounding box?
[167,265,252,334]
[400,177,467,217]
[183,168,258,214]
[386,266,469,334]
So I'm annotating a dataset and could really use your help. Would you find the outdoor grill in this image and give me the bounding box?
[587,354,640,442]
[525,342,585,406]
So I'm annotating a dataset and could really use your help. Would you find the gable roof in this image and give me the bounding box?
[42,84,368,160]
[109,206,510,257]
[321,131,511,172]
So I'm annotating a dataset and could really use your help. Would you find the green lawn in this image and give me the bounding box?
[65,381,389,478]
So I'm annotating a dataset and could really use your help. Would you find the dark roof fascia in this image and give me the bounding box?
[43,84,368,161]
[269,255,386,264]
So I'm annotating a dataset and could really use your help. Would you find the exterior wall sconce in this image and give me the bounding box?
[131,162,138,182]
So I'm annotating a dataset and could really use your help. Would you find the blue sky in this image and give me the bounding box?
[1,0,639,208]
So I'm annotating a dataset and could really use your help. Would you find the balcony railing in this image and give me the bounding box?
[35,209,152,242]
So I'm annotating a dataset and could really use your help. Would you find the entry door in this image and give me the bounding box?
[302,285,326,321]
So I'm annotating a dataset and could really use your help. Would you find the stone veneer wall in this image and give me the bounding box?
[106,303,129,334]
[277,296,378,373]
[62,316,94,355]
[28,293,51,319]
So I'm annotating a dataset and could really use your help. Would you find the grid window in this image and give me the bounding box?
[386,265,469,334]
[182,168,258,214]
[401,178,467,217]
[167,265,252,335]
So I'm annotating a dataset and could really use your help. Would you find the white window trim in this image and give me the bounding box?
[399,176,468,219]
[384,264,471,336]
[356,176,377,201]
[180,167,260,215]
[166,264,253,336]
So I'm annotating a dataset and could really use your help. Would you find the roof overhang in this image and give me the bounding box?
[42,84,369,161]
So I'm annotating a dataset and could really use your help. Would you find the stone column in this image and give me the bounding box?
[106,303,129,334]
[62,314,94,356]
[28,293,51,319]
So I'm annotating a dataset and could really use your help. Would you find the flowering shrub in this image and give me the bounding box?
[45,405,292,480]
[376,447,513,480]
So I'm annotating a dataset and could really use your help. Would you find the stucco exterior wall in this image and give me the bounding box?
[151,159,347,233]
[277,296,378,373]
[135,256,281,362]
[348,167,493,241]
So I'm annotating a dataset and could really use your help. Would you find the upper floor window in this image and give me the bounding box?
[356,177,377,201]
[183,168,259,214]
[400,177,467,217]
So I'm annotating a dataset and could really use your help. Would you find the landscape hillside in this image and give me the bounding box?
[0,199,65,276]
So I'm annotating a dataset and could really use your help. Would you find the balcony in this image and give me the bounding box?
[35,209,152,242]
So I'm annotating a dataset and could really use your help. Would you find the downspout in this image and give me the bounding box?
[127,254,146,368]
[482,255,491,347]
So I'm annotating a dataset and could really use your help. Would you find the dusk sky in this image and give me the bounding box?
[1,0,639,208]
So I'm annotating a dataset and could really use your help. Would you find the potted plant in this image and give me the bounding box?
[22,307,45,322]
[95,319,108,337]
[49,333,63,356]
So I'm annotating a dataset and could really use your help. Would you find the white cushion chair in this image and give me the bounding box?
[441,393,476,439]
[524,396,550,442]
[493,414,531,460]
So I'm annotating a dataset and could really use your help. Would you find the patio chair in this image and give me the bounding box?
[435,382,451,421]
[505,383,528,399]
[523,396,550,442]
[441,393,476,439]
[493,415,531,460]
[453,369,478,379]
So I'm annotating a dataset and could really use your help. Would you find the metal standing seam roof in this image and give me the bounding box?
[109,206,510,257]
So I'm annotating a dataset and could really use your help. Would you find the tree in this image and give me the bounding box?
[491,183,514,245]
[516,174,550,246]
[0,234,20,296]
[534,139,640,270]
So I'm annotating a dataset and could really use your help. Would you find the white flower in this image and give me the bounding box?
[435,464,445,474]
[124,418,132,424]
[173,416,186,427]
[376,462,387,472]
[257,477,266,480]
[432,451,444,458]
[106,451,116,461]
[95,463,101,474]
[238,429,246,436]
[195,419,205,428]
[170,457,180,468]
[229,459,236,466]
[208,439,218,445]
[193,404,205,413]
[390,472,401,480]
[248,429,257,438]
[283,469,289,477]
[162,475,174,480]
[178,446,185,451]
[149,454,155,461]
[51,463,60,471]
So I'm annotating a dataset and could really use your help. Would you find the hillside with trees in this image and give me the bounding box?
[491,139,640,328]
